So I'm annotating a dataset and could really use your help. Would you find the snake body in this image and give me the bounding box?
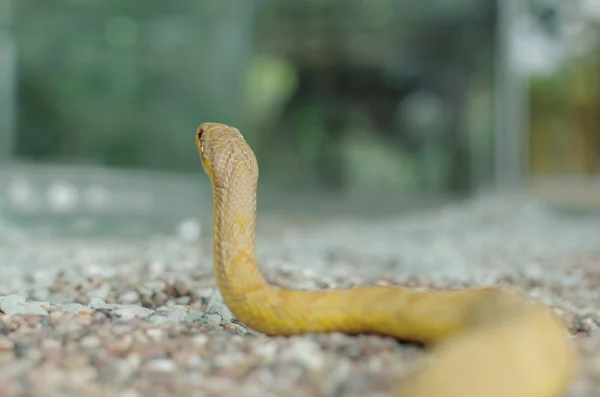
[196,122,576,397]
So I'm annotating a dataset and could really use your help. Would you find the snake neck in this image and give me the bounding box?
[211,172,268,298]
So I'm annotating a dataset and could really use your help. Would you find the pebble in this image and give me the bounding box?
[46,293,71,304]
[235,325,247,335]
[183,312,204,323]
[144,358,176,373]
[57,303,93,314]
[280,339,325,371]
[109,357,139,383]
[166,309,187,323]
[119,291,140,304]
[192,334,208,347]
[120,389,141,397]
[145,329,162,341]
[88,297,109,309]
[253,341,278,360]
[147,314,172,325]
[175,296,191,305]
[206,303,235,322]
[204,314,222,326]
[0,337,15,364]
[113,306,155,320]
[0,295,50,316]
[79,336,102,349]
[86,283,111,300]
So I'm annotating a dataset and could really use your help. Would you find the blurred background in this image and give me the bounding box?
[0,0,599,238]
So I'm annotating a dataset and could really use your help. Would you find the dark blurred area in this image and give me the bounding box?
[0,0,599,237]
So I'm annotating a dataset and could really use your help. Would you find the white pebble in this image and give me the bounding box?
[204,314,222,325]
[0,295,50,316]
[177,218,201,242]
[80,336,102,349]
[192,334,208,346]
[146,328,163,341]
[145,358,176,372]
[280,339,324,371]
[47,181,79,213]
[113,305,154,320]
[119,291,140,304]
[253,342,278,361]
[166,308,187,322]
[119,389,141,397]
[207,303,235,322]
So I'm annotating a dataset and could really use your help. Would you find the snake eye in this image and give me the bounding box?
[197,128,204,140]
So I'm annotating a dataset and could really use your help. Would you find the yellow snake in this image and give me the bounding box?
[196,122,576,397]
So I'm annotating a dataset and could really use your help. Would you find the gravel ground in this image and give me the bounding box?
[1,193,600,397]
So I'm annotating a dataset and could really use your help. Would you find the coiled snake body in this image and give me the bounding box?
[196,122,575,397]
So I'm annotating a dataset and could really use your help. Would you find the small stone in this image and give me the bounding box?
[144,358,176,372]
[119,390,141,397]
[46,293,71,304]
[146,329,163,341]
[147,315,172,324]
[184,312,204,323]
[59,303,93,314]
[136,285,153,297]
[80,336,102,349]
[0,295,50,316]
[106,357,139,383]
[204,314,222,326]
[153,292,168,307]
[88,298,108,309]
[177,218,201,242]
[86,283,111,300]
[280,339,324,371]
[40,339,62,351]
[206,290,223,307]
[109,334,133,354]
[343,345,362,358]
[148,261,166,276]
[119,291,140,304]
[0,359,35,382]
[29,288,49,301]
[20,344,42,361]
[61,353,89,371]
[176,296,191,305]
[112,305,154,321]
[167,309,187,323]
[253,341,277,360]
[173,280,192,296]
[289,280,320,291]
[82,264,116,278]
[0,336,15,365]
[235,325,247,335]
[192,334,207,346]
[206,303,235,322]
[195,288,214,300]
[0,294,25,307]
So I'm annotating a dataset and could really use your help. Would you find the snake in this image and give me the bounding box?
[196,122,576,397]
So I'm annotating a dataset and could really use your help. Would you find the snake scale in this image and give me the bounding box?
[196,122,576,397]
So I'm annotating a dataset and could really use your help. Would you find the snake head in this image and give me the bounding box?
[196,122,258,187]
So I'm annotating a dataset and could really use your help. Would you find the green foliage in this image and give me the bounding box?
[14,0,499,194]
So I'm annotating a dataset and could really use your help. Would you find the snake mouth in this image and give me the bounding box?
[196,127,206,157]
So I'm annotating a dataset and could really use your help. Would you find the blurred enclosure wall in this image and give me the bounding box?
[1,0,600,199]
